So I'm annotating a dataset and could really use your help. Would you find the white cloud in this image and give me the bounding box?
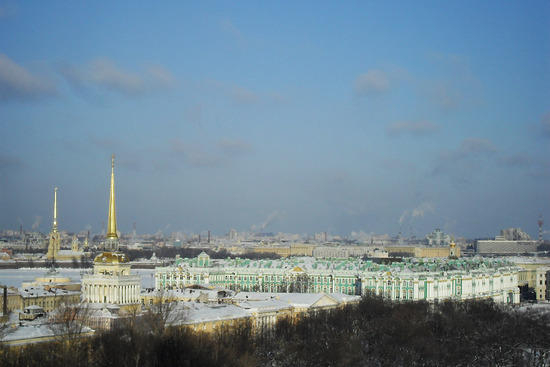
[354,70,389,95]
[60,58,175,96]
[411,202,435,218]
[387,121,439,137]
[220,19,244,43]
[217,138,253,155]
[170,139,222,168]
[399,202,435,227]
[459,138,496,154]
[251,211,281,232]
[0,54,56,101]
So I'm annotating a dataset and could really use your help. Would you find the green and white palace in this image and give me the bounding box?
[154,252,521,303]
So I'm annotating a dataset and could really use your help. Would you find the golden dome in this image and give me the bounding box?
[292,266,304,272]
[94,251,129,264]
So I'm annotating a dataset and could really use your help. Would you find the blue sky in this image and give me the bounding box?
[1,1,549,238]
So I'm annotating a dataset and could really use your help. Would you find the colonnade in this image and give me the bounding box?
[84,283,140,304]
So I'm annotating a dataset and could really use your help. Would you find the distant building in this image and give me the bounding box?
[477,228,538,255]
[385,243,460,258]
[312,246,388,258]
[247,243,316,258]
[425,228,451,246]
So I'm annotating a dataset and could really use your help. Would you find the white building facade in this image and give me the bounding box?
[155,255,521,304]
[82,252,141,305]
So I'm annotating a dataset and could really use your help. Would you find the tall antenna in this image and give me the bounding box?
[538,214,544,244]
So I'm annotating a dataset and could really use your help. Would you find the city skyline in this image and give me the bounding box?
[1,2,549,237]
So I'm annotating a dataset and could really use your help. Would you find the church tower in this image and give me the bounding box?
[82,155,141,308]
[105,154,119,251]
[47,187,61,260]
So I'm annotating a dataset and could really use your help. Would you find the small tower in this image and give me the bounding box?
[198,251,210,267]
[47,187,61,260]
[71,235,80,252]
[449,237,458,258]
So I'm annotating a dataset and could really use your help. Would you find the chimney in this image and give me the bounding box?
[3,286,7,316]
[208,230,211,244]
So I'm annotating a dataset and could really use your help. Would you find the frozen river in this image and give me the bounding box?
[0,268,156,289]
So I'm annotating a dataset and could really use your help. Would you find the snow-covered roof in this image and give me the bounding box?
[168,302,251,326]
[327,292,362,304]
[1,322,94,345]
[232,292,339,308]
[235,299,292,313]
[19,286,79,298]
[141,287,232,301]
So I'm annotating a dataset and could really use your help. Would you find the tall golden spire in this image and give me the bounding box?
[106,154,118,239]
[52,187,58,233]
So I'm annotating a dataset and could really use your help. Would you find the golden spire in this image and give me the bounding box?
[106,154,118,239]
[52,187,58,233]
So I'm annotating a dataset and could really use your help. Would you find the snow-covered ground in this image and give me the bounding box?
[0,268,156,288]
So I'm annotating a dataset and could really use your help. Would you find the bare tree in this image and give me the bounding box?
[48,301,92,343]
[141,289,179,335]
[0,315,11,345]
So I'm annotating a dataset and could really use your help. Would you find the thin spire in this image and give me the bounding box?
[52,187,58,233]
[106,154,117,239]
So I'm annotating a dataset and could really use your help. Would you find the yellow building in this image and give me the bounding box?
[0,287,80,314]
[19,287,80,312]
[248,243,316,258]
[0,287,22,314]
[513,258,550,301]
[140,290,360,335]
[385,243,460,258]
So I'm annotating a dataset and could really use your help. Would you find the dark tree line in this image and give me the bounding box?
[2,294,550,366]
[259,295,550,366]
